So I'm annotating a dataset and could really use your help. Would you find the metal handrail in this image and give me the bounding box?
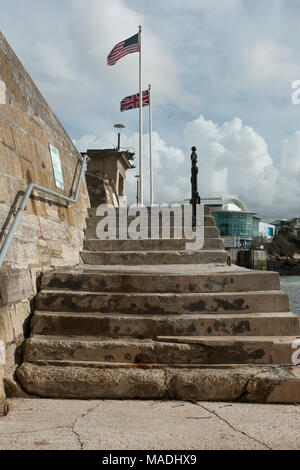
[0,154,89,268]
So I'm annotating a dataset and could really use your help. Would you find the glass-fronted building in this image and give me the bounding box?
[212,211,259,239]
[204,196,261,248]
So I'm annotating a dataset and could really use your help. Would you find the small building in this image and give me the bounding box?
[85,149,134,207]
[258,221,275,240]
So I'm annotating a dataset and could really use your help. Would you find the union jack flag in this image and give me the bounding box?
[120,90,150,112]
[107,34,139,66]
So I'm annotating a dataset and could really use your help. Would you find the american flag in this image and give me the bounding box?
[120,90,150,112]
[107,34,139,66]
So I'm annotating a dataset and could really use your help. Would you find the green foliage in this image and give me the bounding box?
[266,234,300,257]
[278,220,294,237]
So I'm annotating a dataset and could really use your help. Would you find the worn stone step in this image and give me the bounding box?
[40,270,280,294]
[87,206,212,217]
[36,290,290,315]
[80,250,228,266]
[30,312,300,338]
[86,215,216,228]
[83,238,224,252]
[16,362,300,402]
[84,226,220,240]
[22,335,299,366]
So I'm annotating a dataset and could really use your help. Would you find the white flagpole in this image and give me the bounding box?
[138,25,143,206]
[149,84,153,206]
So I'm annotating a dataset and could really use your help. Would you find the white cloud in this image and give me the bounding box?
[33,43,76,81]
[242,39,300,94]
[75,114,300,219]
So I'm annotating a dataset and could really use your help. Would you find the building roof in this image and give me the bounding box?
[203,195,250,212]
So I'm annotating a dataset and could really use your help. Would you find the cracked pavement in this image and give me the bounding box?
[0,399,299,450]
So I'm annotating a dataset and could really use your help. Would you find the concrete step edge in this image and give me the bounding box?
[16,362,300,402]
[37,289,288,297]
[33,311,296,318]
[26,335,300,344]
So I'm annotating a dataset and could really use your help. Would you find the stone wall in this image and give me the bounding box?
[0,32,90,398]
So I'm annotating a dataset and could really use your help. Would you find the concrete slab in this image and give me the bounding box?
[0,399,299,450]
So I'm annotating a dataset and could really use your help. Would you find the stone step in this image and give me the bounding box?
[16,362,300,402]
[22,335,300,366]
[40,270,280,294]
[85,215,216,228]
[83,238,224,252]
[36,290,290,315]
[30,312,300,338]
[80,250,228,266]
[84,226,220,240]
[87,206,212,217]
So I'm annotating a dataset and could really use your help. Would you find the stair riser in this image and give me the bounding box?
[23,339,296,365]
[86,215,216,228]
[84,226,220,240]
[80,251,228,266]
[36,292,290,315]
[17,363,300,402]
[31,313,300,338]
[40,271,280,294]
[83,238,224,251]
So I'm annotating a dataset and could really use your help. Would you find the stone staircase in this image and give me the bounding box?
[16,207,300,402]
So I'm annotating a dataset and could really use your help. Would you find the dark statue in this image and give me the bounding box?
[190,146,201,227]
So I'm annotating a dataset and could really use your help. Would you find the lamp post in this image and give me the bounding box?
[190,146,201,227]
[114,124,126,150]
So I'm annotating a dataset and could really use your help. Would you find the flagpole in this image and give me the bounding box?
[149,84,153,206]
[138,25,143,206]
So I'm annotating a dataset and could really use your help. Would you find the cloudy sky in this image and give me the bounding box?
[2,0,300,219]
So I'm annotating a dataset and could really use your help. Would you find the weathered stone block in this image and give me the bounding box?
[0,144,23,180]
[0,269,32,306]
[13,126,38,164]
[0,114,14,149]
[0,174,11,204]
[0,301,31,344]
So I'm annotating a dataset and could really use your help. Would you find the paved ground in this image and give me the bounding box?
[0,399,299,450]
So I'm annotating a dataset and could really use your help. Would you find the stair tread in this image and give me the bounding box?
[20,360,290,369]
[73,264,249,274]
[27,334,300,344]
[157,335,300,344]
[34,311,296,318]
[80,250,227,254]
[38,289,286,296]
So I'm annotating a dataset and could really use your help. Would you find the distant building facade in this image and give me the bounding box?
[204,196,273,248]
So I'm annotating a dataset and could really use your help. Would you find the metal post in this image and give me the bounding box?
[190,146,201,227]
[149,84,153,206]
[138,25,143,206]
[135,175,140,206]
